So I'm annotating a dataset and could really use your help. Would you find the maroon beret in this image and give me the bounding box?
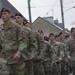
[58,32,63,36]
[15,13,22,17]
[0,8,10,16]
[23,19,28,25]
[49,33,54,37]
[65,34,69,39]
[71,27,75,33]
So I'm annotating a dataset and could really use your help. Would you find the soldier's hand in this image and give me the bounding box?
[14,52,20,60]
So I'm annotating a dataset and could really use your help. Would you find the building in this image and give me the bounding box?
[32,17,70,36]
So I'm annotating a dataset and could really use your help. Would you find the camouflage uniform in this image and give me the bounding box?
[51,41,65,75]
[0,21,30,75]
[39,40,53,75]
[60,42,69,75]
[18,25,37,75]
[32,32,45,75]
[66,38,75,75]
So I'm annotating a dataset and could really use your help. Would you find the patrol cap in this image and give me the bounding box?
[71,27,75,33]
[0,7,10,16]
[15,13,23,17]
[38,30,43,33]
[49,33,54,38]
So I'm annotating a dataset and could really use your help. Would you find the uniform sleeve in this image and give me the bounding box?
[15,25,29,53]
[59,43,65,58]
[50,45,58,63]
[29,31,38,59]
[0,34,2,52]
[65,42,70,57]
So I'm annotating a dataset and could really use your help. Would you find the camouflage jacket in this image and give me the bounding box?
[39,41,53,62]
[50,41,65,63]
[0,21,33,64]
[66,38,75,61]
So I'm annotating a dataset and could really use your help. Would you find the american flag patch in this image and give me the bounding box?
[22,30,27,35]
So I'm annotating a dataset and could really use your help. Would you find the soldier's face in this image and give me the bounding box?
[60,34,65,39]
[25,23,30,28]
[55,37,60,42]
[49,35,55,41]
[15,16,23,25]
[1,12,10,22]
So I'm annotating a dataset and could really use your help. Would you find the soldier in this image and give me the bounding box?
[65,34,70,42]
[55,35,60,42]
[44,36,49,42]
[58,32,70,75]
[38,31,53,75]
[0,7,36,75]
[49,33,66,75]
[15,13,31,28]
[58,32,65,43]
[30,30,46,75]
[23,19,31,28]
[15,13,37,75]
[0,7,28,75]
[66,27,75,75]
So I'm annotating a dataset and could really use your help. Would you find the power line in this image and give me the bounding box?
[64,1,75,4]
[64,6,75,12]
[64,2,75,5]
[39,0,51,5]
[65,11,75,20]
[44,0,59,17]
[33,5,59,8]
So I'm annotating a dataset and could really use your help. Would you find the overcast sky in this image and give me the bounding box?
[8,0,75,30]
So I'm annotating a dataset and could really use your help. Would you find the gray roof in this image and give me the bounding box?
[33,17,70,34]
[0,0,27,20]
[42,17,69,34]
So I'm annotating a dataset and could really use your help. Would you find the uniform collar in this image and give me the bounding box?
[2,21,13,30]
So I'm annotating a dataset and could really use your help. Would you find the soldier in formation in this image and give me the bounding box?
[0,7,73,75]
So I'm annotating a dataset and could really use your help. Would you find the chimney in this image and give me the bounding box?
[54,19,59,25]
[44,16,54,23]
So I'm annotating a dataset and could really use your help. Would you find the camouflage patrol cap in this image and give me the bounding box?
[0,7,10,16]
[71,27,75,33]
[49,33,54,37]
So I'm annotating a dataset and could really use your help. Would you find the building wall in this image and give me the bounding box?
[32,18,63,36]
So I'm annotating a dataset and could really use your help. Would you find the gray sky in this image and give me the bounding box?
[8,0,75,30]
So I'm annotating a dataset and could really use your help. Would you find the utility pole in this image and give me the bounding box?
[28,0,32,24]
[60,0,65,34]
